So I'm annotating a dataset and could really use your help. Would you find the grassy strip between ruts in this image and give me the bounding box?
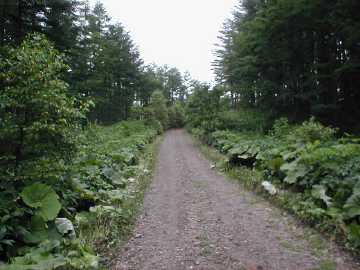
[190,133,360,267]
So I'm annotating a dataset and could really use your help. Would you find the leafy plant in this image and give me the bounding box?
[0,35,159,268]
[21,184,61,222]
[191,117,360,249]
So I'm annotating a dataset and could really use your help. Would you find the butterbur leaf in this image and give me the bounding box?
[102,167,115,180]
[68,251,99,269]
[1,240,66,270]
[284,171,301,184]
[344,184,360,219]
[107,189,128,203]
[344,205,360,219]
[21,183,61,221]
[23,216,62,244]
[238,153,252,159]
[13,254,66,270]
[312,185,332,207]
[23,215,47,244]
[229,146,248,156]
[40,194,61,221]
[0,227,6,239]
[281,161,308,184]
[326,207,343,219]
[280,160,297,173]
[38,239,62,253]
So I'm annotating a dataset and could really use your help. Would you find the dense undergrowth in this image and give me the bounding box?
[0,121,158,269]
[190,118,360,251]
[0,34,185,269]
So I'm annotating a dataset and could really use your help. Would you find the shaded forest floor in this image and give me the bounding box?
[113,130,358,270]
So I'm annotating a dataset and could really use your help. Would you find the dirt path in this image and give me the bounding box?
[113,130,358,270]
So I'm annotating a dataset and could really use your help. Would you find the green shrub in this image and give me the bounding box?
[147,90,169,129]
[286,118,337,145]
[216,109,267,133]
[0,34,158,268]
[270,117,292,138]
[197,117,360,250]
[168,102,185,128]
[0,34,90,265]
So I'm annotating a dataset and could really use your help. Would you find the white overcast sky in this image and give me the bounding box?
[89,0,238,82]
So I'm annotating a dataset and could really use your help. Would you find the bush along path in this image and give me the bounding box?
[191,118,360,253]
[0,121,159,269]
[113,129,358,270]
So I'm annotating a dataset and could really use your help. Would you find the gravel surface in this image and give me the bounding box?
[113,129,358,270]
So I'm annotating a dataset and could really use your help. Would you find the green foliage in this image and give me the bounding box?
[0,34,85,166]
[215,109,266,133]
[191,118,360,250]
[69,121,157,261]
[0,34,99,268]
[0,240,99,270]
[0,34,159,268]
[0,2,187,268]
[185,84,267,136]
[0,2,192,125]
[168,102,185,128]
[20,184,61,222]
[147,90,169,129]
[185,83,224,134]
[77,6,143,123]
[0,120,157,268]
[344,183,360,219]
[286,118,337,145]
[215,0,360,132]
[270,118,292,138]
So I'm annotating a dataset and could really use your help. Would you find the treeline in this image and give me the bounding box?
[214,0,360,133]
[0,0,191,123]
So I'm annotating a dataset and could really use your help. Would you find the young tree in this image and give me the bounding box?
[0,34,87,178]
[168,102,186,128]
[185,83,223,132]
[148,90,169,129]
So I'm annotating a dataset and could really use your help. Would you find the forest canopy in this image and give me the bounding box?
[214,0,360,133]
[0,0,192,124]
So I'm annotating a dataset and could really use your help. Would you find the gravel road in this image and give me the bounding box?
[113,129,358,270]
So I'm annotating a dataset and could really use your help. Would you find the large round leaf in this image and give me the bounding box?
[23,215,62,244]
[20,183,61,221]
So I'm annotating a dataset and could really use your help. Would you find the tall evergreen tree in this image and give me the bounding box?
[215,0,360,132]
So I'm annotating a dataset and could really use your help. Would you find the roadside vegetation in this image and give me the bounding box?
[185,0,360,253]
[0,34,186,270]
[0,37,160,267]
[186,87,360,253]
[0,3,186,269]
[190,117,360,251]
[1,0,359,268]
